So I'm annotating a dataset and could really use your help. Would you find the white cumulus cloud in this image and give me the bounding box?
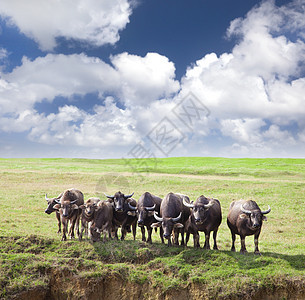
[0,0,133,50]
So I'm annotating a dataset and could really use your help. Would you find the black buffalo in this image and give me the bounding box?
[227,199,271,255]
[105,191,137,240]
[151,192,191,246]
[183,195,222,250]
[137,192,164,244]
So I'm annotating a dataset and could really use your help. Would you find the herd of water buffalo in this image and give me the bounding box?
[44,188,271,255]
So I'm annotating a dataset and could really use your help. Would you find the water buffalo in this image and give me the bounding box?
[151,192,191,246]
[44,192,63,234]
[79,197,101,240]
[105,191,137,240]
[227,199,271,255]
[137,192,164,244]
[183,195,222,250]
[53,188,84,241]
[90,200,114,242]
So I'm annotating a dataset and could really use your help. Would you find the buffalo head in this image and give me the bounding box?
[151,211,183,240]
[241,204,271,229]
[105,191,134,212]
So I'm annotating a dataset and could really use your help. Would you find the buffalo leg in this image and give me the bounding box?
[61,218,68,241]
[141,227,146,242]
[203,231,210,250]
[159,228,164,244]
[173,229,179,246]
[180,228,185,246]
[213,229,219,250]
[121,227,127,240]
[193,233,200,248]
[254,230,261,255]
[132,222,136,241]
[185,231,190,246]
[230,231,236,252]
[240,236,247,254]
[70,217,76,239]
[79,218,86,241]
[147,227,153,244]
[56,212,61,234]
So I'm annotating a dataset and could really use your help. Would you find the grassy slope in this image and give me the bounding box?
[0,157,305,298]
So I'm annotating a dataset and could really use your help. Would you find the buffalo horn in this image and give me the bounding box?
[261,205,271,215]
[55,198,61,204]
[45,194,50,202]
[241,204,252,215]
[124,192,134,199]
[145,204,156,211]
[154,211,163,222]
[128,203,137,211]
[172,212,182,222]
[104,193,115,199]
[182,197,194,208]
[203,200,215,209]
[70,199,78,205]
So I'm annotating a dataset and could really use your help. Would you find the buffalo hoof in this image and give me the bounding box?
[254,251,262,256]
[240,250,247,255]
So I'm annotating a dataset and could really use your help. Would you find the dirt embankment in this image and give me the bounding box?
[10,268,305,300]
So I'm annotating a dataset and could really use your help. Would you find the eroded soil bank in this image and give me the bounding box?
[10,268,305,300]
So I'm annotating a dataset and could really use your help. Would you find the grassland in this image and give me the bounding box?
[0,157,305,299]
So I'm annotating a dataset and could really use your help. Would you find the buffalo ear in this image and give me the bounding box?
[151,222,161,228]
[72,204,79,210]
[239,213,247,219]
[174,223,184,229]
[53,204,61,210]
[263,216,268,221]
[127,211,137,216]
[79,205,85,210]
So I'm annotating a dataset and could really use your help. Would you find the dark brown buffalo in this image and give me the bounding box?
[183,195,222,250]
[151,192,191,246]
[44,192,63,233]
[227,200,271,255]
[105,191,137,240]
[79,197,101,240]
[137,192,164,244]
[90,200,114,242]
[53,188,84,241]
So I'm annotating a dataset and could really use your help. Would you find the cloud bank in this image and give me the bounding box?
[0,0,305,158]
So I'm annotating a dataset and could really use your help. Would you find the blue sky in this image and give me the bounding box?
[0,0,305,159]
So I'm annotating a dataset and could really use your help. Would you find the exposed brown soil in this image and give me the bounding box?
[9,268,305,300]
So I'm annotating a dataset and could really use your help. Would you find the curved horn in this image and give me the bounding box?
[182,197,194,208]
[241,204,252,215]
[128,203,137,211]
[154,211,163,222]
[145,204,156,211]
[45,194,50,202]
[261,205,271,215]
[104,193,114,199]
[70,199,78,205]
[203,200,215,209]
[124,192,134,199]
[172,212,182,222]
[55,198,61,204]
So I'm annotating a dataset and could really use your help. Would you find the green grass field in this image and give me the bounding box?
[0,157,305,299]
